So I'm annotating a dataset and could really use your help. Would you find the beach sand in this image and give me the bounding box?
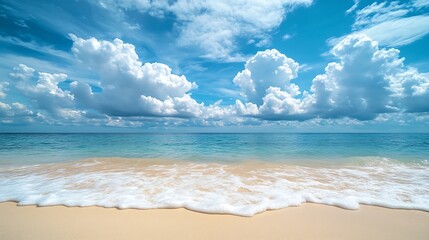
[1,202,428,240]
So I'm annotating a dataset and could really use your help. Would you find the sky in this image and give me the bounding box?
[0,0,428,132]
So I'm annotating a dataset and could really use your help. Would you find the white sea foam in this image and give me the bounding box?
[0,157,428,216]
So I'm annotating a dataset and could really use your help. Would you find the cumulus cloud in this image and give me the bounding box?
[69,34,203,118]
[258,87,305,118]
[98,0,312,61]
[2,34,428,128]
[0,101,34,123]
[9,64,34,80]
[233,34,429,120]
[1,35,239,126]
[9,64,74,115]
[307,35,397,120]
[390,69,429,113]
[0,102,11,115]
[310,34,429,118]
[232,49,307,120]
[233,49,299,105]
[0,64,85,125]
[0,82,9,99]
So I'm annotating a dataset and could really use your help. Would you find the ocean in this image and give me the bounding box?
[0,133,428,216]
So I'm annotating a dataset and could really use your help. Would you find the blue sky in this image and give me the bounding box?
[0,0,428,132]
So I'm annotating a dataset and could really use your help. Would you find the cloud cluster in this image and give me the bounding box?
[233,49,305,119]
[0,101,35,124]
[10,64,74,116]
[307,35,397,120]
[310,34,429,117]
[233,49,299,105]
[1,34,428,128]
[233,34,429,120]
[69,34,202,118]
[2,36,238,126]
[99,0,313,60]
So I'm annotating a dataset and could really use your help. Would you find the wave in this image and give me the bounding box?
[0,157,428,216]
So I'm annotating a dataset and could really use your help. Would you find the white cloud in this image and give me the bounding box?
[389,69,429,113]
[233,49,299,106]
[0,101,34,122]
[310,34,429,119]
[355,15,429,47]
[307,35,396,119]
[9,64,34,80]
[230,49,310,120]
[100,0,312,61]
[2,35,240,126]
[233,34,429,120]
[171,0,312,60]
[282,34,292,40]
[346,0,359,15]
[202,100,235,119]
[338,1,429,47]
[139,94,203,117]
[9,64,74,115]
[2,34,429,128]
[0,102,11,114]
[0,82,9,99]
[0,35,74,62]
[413,0,429,8]
[352,1,409,30]
[255,38,271,48]
[259,87,305,118]
[69,35,203,117]
[234,100,259,116]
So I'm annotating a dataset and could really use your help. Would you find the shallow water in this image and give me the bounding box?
[1,133,428,164]
[0,133,428,216]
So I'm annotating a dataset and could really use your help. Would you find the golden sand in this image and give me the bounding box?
[1,202,428,240]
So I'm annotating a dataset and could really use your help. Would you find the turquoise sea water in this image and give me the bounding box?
[0,133,428,164]
[0,133,428,216]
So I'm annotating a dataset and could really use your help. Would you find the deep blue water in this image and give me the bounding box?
[0,133,428,165]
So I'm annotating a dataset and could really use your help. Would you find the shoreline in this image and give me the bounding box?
[1,202,429,240]
[1,157,429,216]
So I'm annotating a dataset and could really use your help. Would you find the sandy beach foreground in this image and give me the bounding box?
[1,202,428,240]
